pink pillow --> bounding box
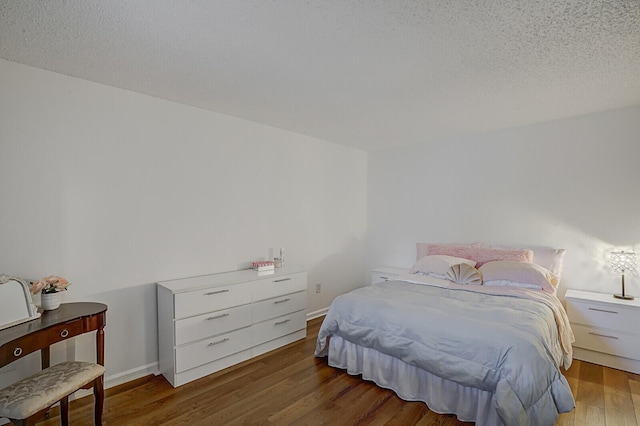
[425,244,533,267]
[479,261,558,293]
[417,242,481,261]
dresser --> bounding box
[565,289,640,374]
[157,268,307,387]
[371,266,408,285]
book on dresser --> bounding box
[252,261,275,272]
[157,267,307,387]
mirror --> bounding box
[0,274,40,330]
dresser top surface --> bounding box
[565,289,640,308]
[157,267,305,294]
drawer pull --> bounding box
[60,329,69,338]
[274,298,291,304]
[588,332,618,340]
[206,313,229,321]
[205,289,229,295]
[275,319,291,326]
[274,278,291,283]
[208,338,230,346]
[13,347,23,357]
[588,307,618,314]
[379,276,389,280]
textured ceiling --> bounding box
[1,1,639,151]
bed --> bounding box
[314,243,575,426]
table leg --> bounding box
[96,327,104,366]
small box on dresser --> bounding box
[565,289,640,374]
[158,268,307,387]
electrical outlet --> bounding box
[315,283,321,293]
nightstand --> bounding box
[371,267,409,285]
[565,289,640,374]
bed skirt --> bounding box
[328,335,503,425]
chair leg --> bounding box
[60,394,69,426]
[93,375,104,425]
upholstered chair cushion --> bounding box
[0,361,105,419]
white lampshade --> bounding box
[610,251,637,274]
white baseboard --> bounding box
[306,307,328,321]
[105,361,159,389]
[73,361,159,400]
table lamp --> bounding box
[610,251,636,300]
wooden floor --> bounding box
[35,317,640,426]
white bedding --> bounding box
[329,335,501,424]
[315,275,576,425]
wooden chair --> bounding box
[0,361,104,426]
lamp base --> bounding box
[614,293,634,300]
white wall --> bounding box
[367,106,640,298]
[3,55,639,392]
[0,59,367,386]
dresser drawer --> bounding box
[0,336,43,363]
[175,326,253,373]
[174,282,252,319]
[252,291,306,324]
[0,320,84,363]
[566,299,635,334]
[253,310,306,346]
[252,273,306,302]
[47,321,85,345]
[175,304,252,346]
[572,324,640,360]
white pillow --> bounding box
[479,261,558,293]
[410,255,477,278]
[481,244,565,279]
[531,247,565,278]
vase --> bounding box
[41,292,61,311]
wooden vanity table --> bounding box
[0,302,107,370]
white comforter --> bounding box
[315,275,576,425]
